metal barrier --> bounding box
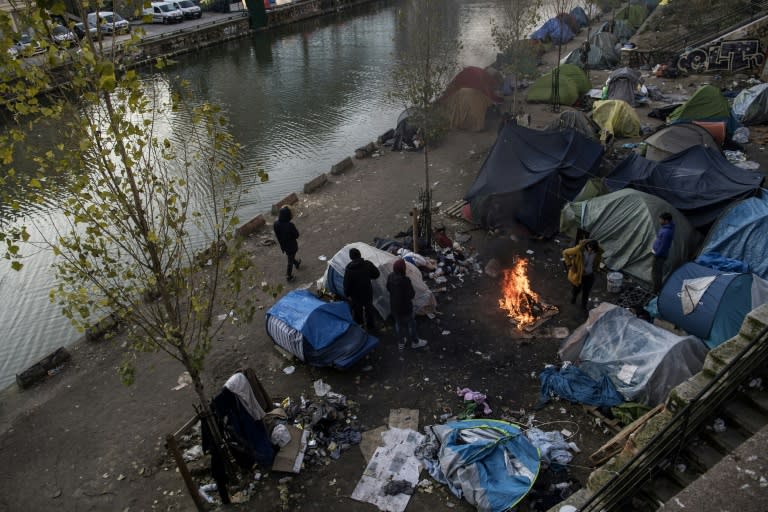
[579,324,768,511]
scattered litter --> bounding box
[749,377,762,388]
[675,463,687,473]
[526,249,535,255]
[198,483,217,504]
[318,255,327,261]
[313,379,332,397]
[442,330,451,336]
[172,372,193,391]
[183,445,203,462]
[283,366,296,375]
[712,418,727,433]
[382,480,415,496]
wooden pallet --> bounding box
[442,200,468,219]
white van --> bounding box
[172,0,202,19]
[143,2,184,24]
[87,11,131,34]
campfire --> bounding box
[498,258,558,331]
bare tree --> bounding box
[549,0,577,112]
[390,0,461,247]
[490,0,543,115]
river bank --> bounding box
[2,5,768,512]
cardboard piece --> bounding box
[388,408,419,431]
[360,425,388,464]
[271,425,308,474]
[351,427,425,512]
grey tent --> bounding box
[606,67,642,106]
[560,304,707,406]
[588,31,620,69]
[643,124,717,161]
[545,110,599,140]
[732,83,768,126]
[560,189,700,284]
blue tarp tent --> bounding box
[605,146,763,228]
[465,123,604,236]
[657,263,768,349]
[570,6,589,27]
[265,289,378,369]
[531,17,575,44]
[421,419,540,512]
[700,195,768,279]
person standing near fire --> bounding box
[344,247,380,332]
[562,239,603,311]
[387,258,428,352]
[651,212,675,294]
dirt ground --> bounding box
[3,16,768,512]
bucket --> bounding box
[692,121,726,146]
[607,272,623,293]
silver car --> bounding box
[87,11,131,35]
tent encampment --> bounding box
[560,189,699,283]
[605,146,763,227]
[606,67,642,106]
[570,6,589,27]
[391,107,423,150]
[732,83,768,126]
[440,88,494,131]
[527,64,591,106]
[545,110,599,140]
[615,3,649,30]
[420,419,540,512]
[643,123,718,161]
[531,17,575,44]
[591,99,641,141]
[699,195,768,279]
[320,242,437,319]
[465,123,604,236]
[265,289,379,369]
[559,304,707,405]
[442,66,502,103]
[667,85,737,135]
[657,262,768,349]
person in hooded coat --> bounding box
[343,247,380,331]
[386,258,428,351]
[651,212,675,294]
[273,206,301,282]
[562,239,603,311]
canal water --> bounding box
[0,0,509,389]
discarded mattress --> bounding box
[265,289,378,369]
[320,242,437,319]
[559,304,708,406]
[419,419,540,512]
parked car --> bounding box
[73,21,98,40]
[87,11,131,35]
[9,34,45,58]
[172,0,203,19]
[50,25,76,44]
[144,2,184,24]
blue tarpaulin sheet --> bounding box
[536,365,624,408]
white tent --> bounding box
[319,242,437,319]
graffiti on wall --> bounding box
[678,39,765,73]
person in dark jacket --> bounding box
[651,212,675,294]
[343,247,380,331]
[273,206,301,282]
[387,258,428,351]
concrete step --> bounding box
[720,394,768,434]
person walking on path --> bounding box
[344,247,380,331]
[563,239,603,311]
[273,206,301,282]
[651,212,675,294]
[387,258,428,351]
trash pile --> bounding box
[176,383,362,506]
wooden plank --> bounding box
[589,404,665,466]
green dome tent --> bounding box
[526,64,590,106]
[667,85,734,132]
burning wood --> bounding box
[498,258,558,331]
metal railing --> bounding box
[579,323,768,511]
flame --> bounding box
[498,258,541,328]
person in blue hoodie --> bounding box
[273,206,301,282]
[651,212,675,294]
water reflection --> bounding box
[0,0,504,388]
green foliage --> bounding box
[0,1,258,406]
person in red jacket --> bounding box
[386,258,428,351]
